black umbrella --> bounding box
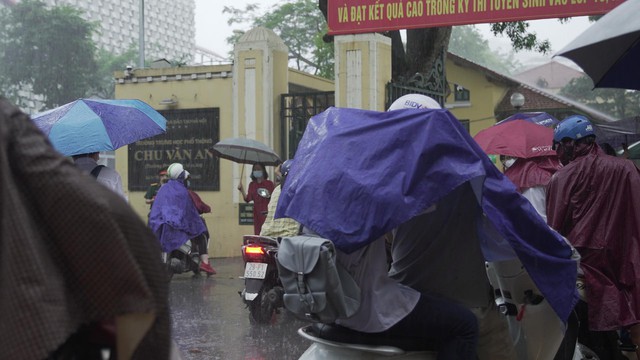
[212,137,281,166]
[593,116,640,149]
[555,0,640,90]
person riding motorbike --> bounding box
[547,115,640,360]
[184,170,216,275]
[148,162,215,275]
[301,227,480,360]
[260,159,300,237]
[275,100,581,359]
[387,94,517,360]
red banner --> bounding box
[327,0,625,35]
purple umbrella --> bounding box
[496,112,559,128]
[31,99,167,156]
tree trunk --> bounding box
[404,27,452,78]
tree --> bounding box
[223,0,334,78]
[560,76,640,119]
[449,26,521,75]
[90,46,138,100]
[0,0,98,109]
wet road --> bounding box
[169,257,311,360]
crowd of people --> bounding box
[3,89,640,360]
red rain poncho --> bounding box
[547,143,640,331]
[504,156,561,192]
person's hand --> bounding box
[237,182,244,192]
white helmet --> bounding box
[167,162,189,180]
[387,94,441,111]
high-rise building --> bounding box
[2,0,198,114]
[41,0,196,62]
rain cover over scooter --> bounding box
[149,178,207,252]
[275,107,579,322]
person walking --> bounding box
[547,115,640,360]
[72,152,126,200]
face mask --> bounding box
[253,170,263,179]
[184,179,191,188]
[503,158,515,169]
[275,174,283,183]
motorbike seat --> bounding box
[307,323,438,352]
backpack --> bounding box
[90,165,105,179]
[276,235,361,323]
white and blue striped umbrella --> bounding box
[31,99,167,156]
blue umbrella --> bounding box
[495,112,559,128]
[31,99,167,156]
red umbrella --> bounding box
[474,120,555,158]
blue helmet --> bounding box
[553,115,595,144]
[281,159,294,177]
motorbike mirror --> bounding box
[257,188,271,198]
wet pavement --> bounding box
[169,257,311,360]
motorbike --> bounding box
[239,234,284,324]
[294,258,599,360]
[162,233,209,281]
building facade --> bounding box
[41,0,196,62]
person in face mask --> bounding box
[500,155,516,172]
[500,152,561,223]
[237,162,275,235]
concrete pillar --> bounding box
[232,27,289,201]
[334,34,392,111]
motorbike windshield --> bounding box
[275,106,578,322]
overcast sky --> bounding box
[194,0,594,69]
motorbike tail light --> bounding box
[245,245,265,255]
[242,245,267,262]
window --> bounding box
[454,84,470,102]
[459,119,470,133]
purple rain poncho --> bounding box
[275,106,579,322]
[149,179,206,252]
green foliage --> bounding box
[449,25,521,75]
[560,75,640,119]
[90,46,138,99]
[489,21,551,54]
[0,0,99,109]
[223,0,334,79]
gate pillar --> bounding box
[232,27,289,200]
[334,34,392,111]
